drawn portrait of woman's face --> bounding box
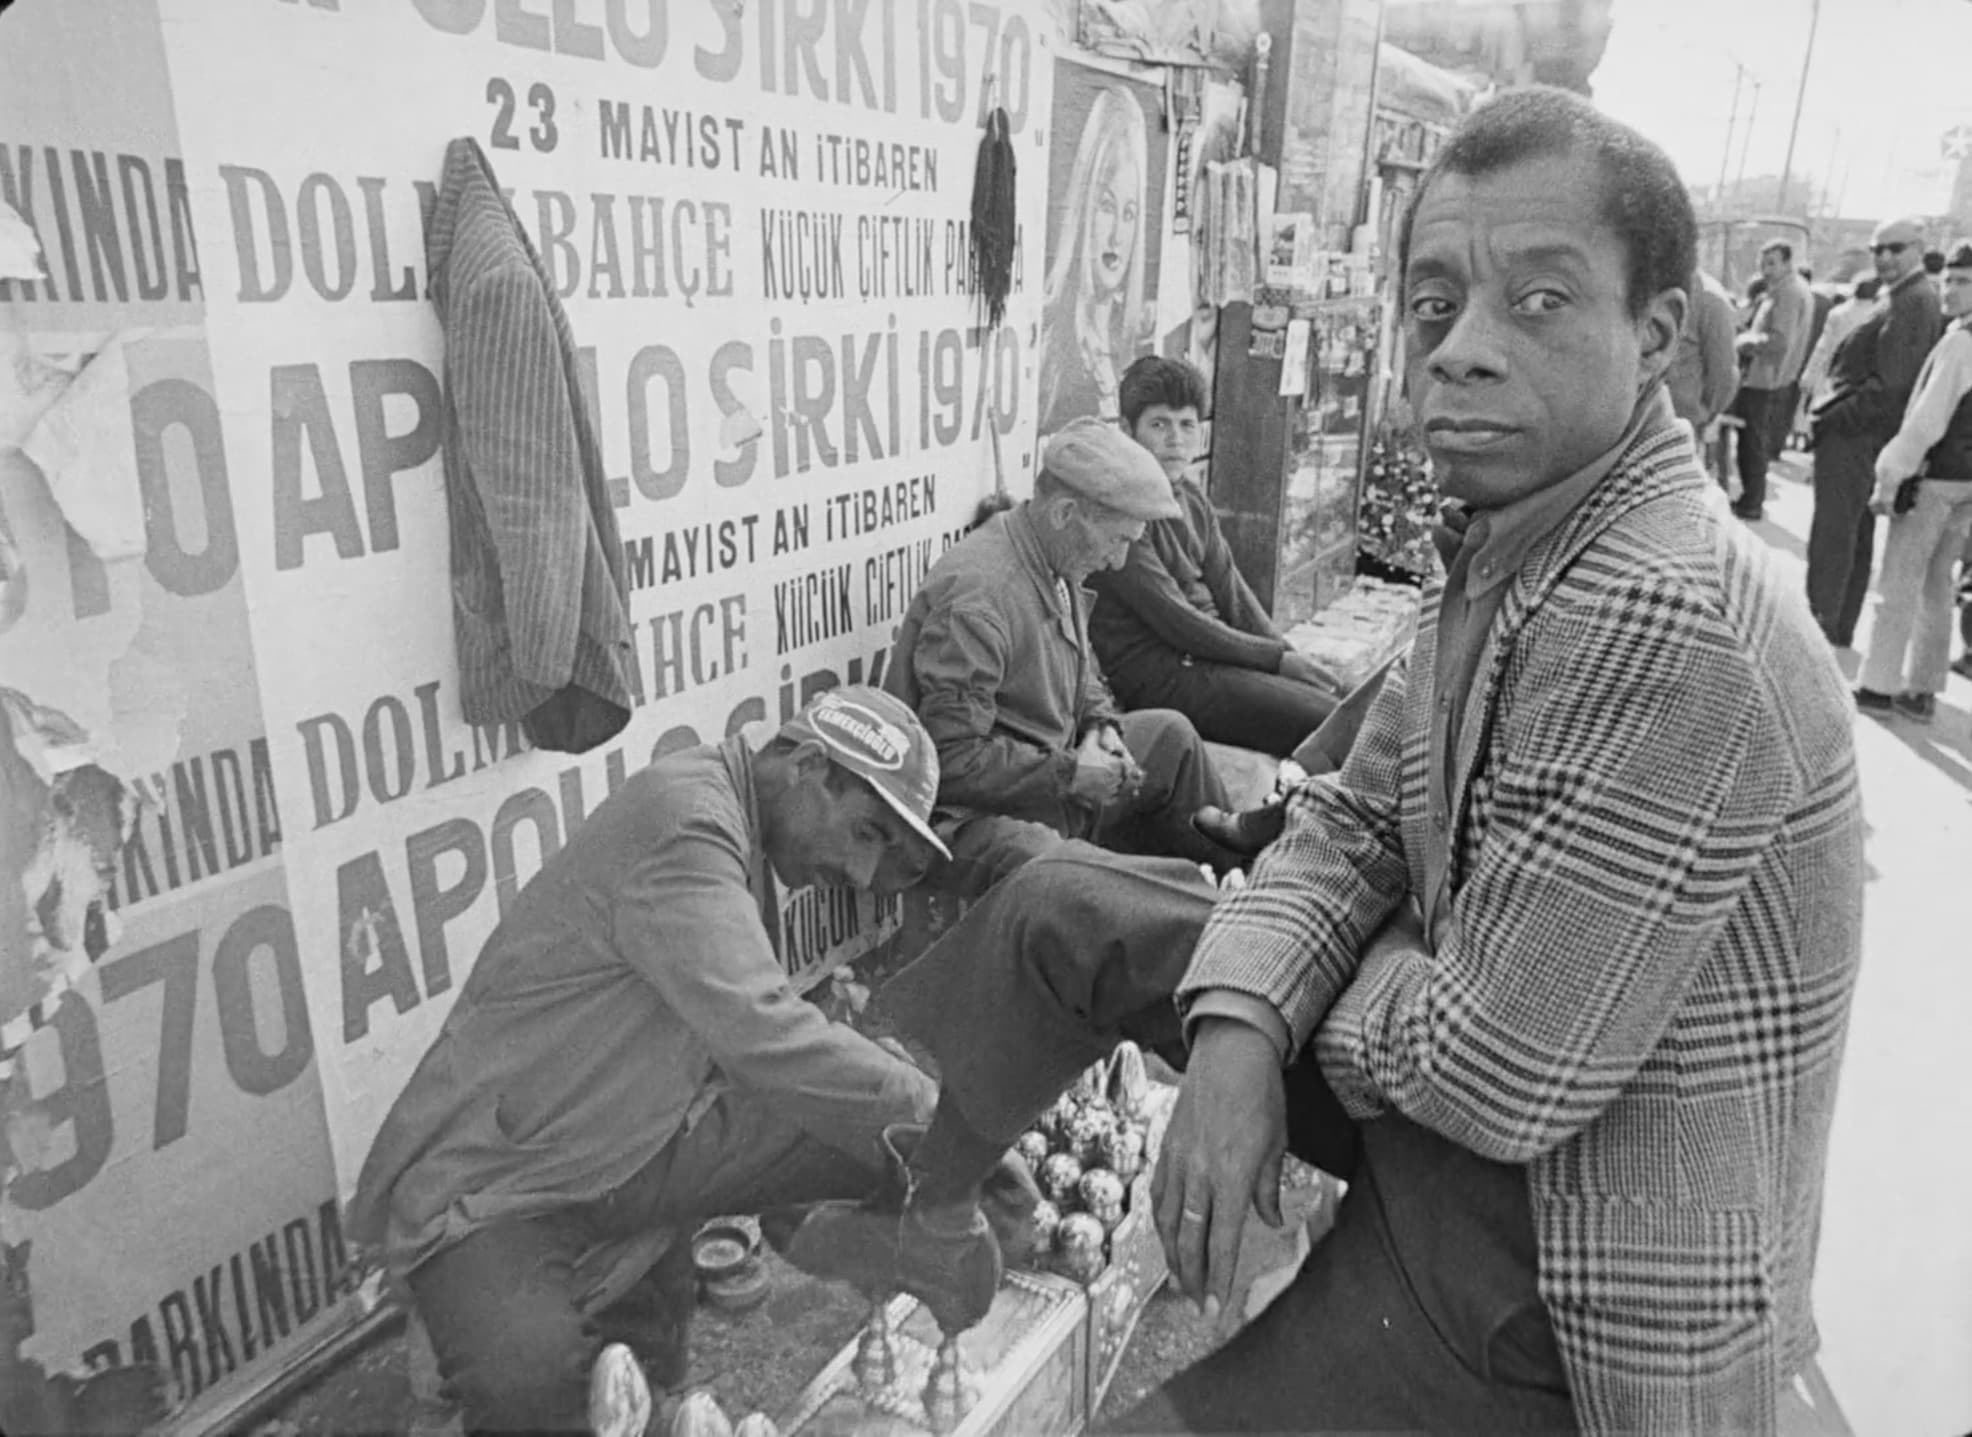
[1089,142,1140,298]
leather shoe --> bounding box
[773,1122,1024,1333]
[898,1201,1001,1333]
[1191,801,1287,858]
[878,1124,1042,1266]
[773,1198,901,1298]
[772,1194,1003,1334]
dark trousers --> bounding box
[1777,382,1802,450]
[1107,652,1335,759]
[1732,385,1783,512]
[406,1091,883,1435]
[1807,431,1881,646]
[926,709,1233,901]
[879,848,1576,1432]
[1112,1145,1574,1436]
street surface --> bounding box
[1754,456,1972,1437]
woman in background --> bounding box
[1036,85,1150,434]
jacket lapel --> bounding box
[1402,578,1446,895]
[1443,421,1705,843]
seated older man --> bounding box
[884,417,1234,897]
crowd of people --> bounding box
[335,82,1957,1437]
[1676,219,1972,728]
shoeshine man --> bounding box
[346,688,1035,1437]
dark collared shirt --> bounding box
[1422,389,1676,937]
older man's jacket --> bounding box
[885,506,1119,830]
[1184,423,1863,1433]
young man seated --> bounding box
[1086,356,1339,757]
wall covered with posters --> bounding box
[0,0,1052,1427]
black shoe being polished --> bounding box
[771,1122,1020,1333]
[897,1201,1002,1334]
[1854,687,1896,714]
[1190,801,1287,859]
[1893,691,1936,723]
[772,1193,1002,1333]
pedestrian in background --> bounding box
[1855,242,1972,725]
[1957,531,1972,677]
[1790,269,1834,450]
[1801,277,1881,405]
[1729,241,1814,520]
[1807,218,1942,648]
[1666,266,1740,480]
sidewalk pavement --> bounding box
[1746,455,1972,1437]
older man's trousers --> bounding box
[926,708,1233,901]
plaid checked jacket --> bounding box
[1181,422,1864,1433]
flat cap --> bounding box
[1040,417,1181,521]
[1947,241,1972,271]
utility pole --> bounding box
[1776,0,1823,216]
[1716,61,1748,214]
[1733,79,1763,208]
[1819,125,1842,219]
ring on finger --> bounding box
[1181,1206,1206,1224]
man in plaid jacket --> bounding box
[1147,90,1864,1432]
[787,89,1862,1433]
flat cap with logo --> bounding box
[1041,416,1182,521]
[781,686,951,860]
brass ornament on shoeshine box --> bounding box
[779,1275,1088,1437]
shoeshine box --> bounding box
[777,1272,1089,1437]
[779,1086,1178,1435]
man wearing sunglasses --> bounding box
[1807,218,1942,647]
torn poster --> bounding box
[0,687,135,1051]
[0,331,74,454]
[20,332,150,563]
[0,198,41,282]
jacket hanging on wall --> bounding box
[427,137,635,755]
[969,105,1017,331]
[970,103,1018,527]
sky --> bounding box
[1590,0,1972,222]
